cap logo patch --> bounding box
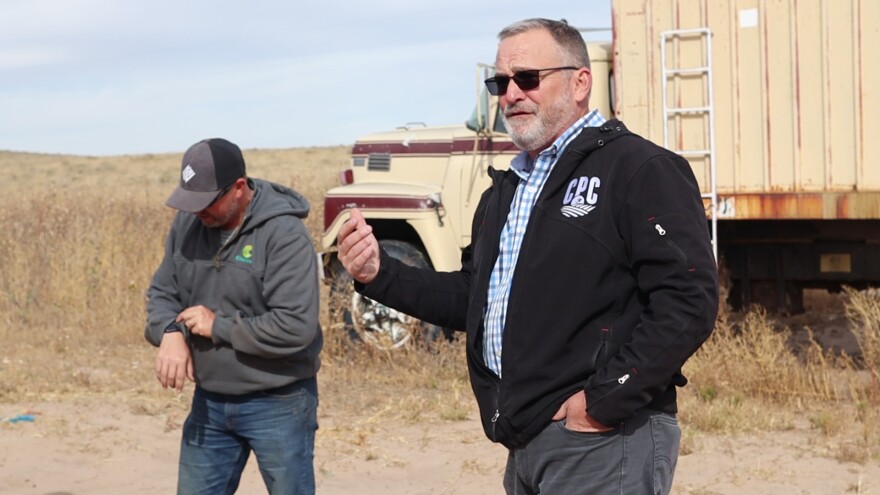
[182,164,196,183]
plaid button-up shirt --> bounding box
[482,110,606,376]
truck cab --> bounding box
[322,0,880,346]
[320,44,613,347]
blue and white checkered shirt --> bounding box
[483,110,606,377]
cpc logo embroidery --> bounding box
[561,176,601,218]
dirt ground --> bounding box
[3,148,877,493]
[1,393,878,495]
[2,291,878,494]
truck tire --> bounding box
[328,240,453,350]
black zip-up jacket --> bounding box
[359,120,719,449]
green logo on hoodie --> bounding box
[235,245,254,264]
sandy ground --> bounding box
[1,395,878,495]
[2,288,876,494]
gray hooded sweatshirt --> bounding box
[145,179,322,394]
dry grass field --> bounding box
[1,147,879,494]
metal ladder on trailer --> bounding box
[660,28,718,262]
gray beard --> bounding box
[501,94,577,152]
[502,114,546,151]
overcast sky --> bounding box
[0,1,611,156]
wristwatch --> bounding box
[164,322,183,334]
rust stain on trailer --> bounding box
[714,192,880,219]
[836,195,850,218]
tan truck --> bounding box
[321,0,880,347]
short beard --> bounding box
[501,85,578,152]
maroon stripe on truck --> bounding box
[352,138,519,155]
[323,195,438,231]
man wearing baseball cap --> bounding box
[145,138,323,494]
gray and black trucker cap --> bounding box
[165,138,246,212]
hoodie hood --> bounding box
[566,119,632,157]
[242,179,310,232]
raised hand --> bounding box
[337,208,381,284]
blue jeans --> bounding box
[503,408,681,495]
[177,377,318,495]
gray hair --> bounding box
[498,18,590,70]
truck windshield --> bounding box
[465,65,507,134]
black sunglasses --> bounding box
[205,182,235,209]
[484,66,580,96]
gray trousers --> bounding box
[503,409,680,495]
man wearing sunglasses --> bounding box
[338,18,718,494]
[145,138,322,494]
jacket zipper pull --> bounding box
[214,255,221,271]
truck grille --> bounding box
[367,153,391,171]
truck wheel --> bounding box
[329,240,453,350]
